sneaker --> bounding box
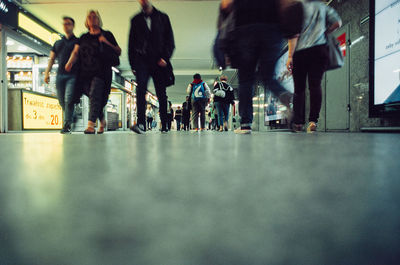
[131,124,146,134]
[60,124,72,134]
[161,128,169,134]
[234,126,252,134]
[307,122,317,133]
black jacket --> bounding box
[128,7,175,70]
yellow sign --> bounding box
[18,13,61,45]
[22,92,63,130]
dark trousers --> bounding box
[147,117,153,130]
[192,99,207,129]
[136,65,167,130]
[82,77,107,123]
[182,115,190,131]
[235,24,287,127]
[292,45,329,124]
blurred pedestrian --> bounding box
[129,0,175,134]
[287,0,342,133]
[65,10,121,134]
[187,73,211,132]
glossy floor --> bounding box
[0,131,399,265]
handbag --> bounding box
[325,33,344,71]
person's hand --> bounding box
[44,73,50,84]
[98,34,108,44]
[65,62,72,72]
[158,58,167,68]
[286,57,293,74]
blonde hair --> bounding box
[85,10,103,29]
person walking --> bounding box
[129,0,175,134]
[174,106,183,131]
[182,96,191,131]
[65,10,121,134]
[187,73,211,132]
[221,0,294,134]
[213,75,235,132]
[44,16,79,134]
[287,0,342,133]
[146,105,154,130]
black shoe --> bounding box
[131,124,146,134]
[60,125,72,134]
[161,127,168,134]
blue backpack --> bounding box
[191,82,207,102]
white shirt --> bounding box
[145,16,151,31]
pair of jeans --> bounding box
[191,99,207,129]
[234,24,288,127]
[214,102,230,127]
[135,64,168,131]
[81,77,107,123]
[292,45,329,124]
[56,74,76,126]
[176,119,181,131]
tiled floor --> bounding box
[0,131,399,265]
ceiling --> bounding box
[17,0,231,104]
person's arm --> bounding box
[326,21,342,34]
[286,37,298,73]
[65,44,80,72]
[204,83,212,101]
[187,84,192,95]
[99,32,121,56]
[326,6,342,34]
[44,51,56,84]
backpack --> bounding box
[191,82,207,102]
[214,82,228,98]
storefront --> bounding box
[1,1,62,132]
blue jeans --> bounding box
[234,24,288,127]
[56,74,76,126]
[214,102,230,126]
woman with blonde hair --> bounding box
[65,10,121,134]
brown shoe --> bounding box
[84,121,96,134]
[97,119,107,134]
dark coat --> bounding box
[128,7,175,70]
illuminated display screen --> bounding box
[372,0,400,107]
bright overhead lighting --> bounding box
[6,40,15,46]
